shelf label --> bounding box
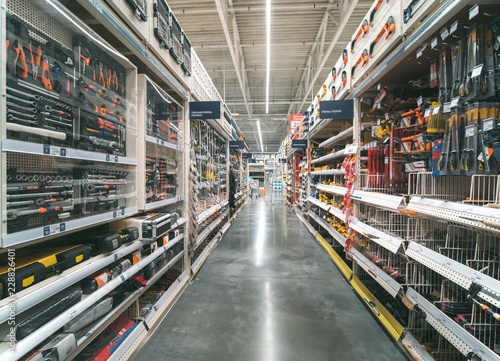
[450,97,460,108]
[443,102,451,113]
[417,134,424,144]
[377,83,381,91]
[469,4,479,20]
[465,125,475,137]
[377,119,381,125]
[417,96,423,107]
[157,138,165,146]
[120,275,126,282]
[440,27,449,41]
[424,109,431,118]
[43,145,67,157]
[385,113,389,121]
[450,21,458,35]
[471,64,483,78]
[432,106,441,115]
[113,211,117,218]
[384,157,389,164]
[345,143,358,154]
[431,37,438,49]
[43,222,65,237]
[483,118,494,132]
[416,43,426,59]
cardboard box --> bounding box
[259,187,265,196]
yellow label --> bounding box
[39,255,58,268]
[75,255,83,263]
[23,276,35,288]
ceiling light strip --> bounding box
[265,0,271,114]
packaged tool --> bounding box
[153,0,172,49]
[181,33,191,76]
[123,213,172,241]
[9,287,82,341]
[0,245,91,298]
[170,16,183,64]
[460,102,479,175]
[64,297,114,333]
[22,332,77,361]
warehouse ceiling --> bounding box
[168,0,373,152]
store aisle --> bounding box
[136,197,407,361]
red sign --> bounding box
[290,114,304,134]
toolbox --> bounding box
[124,213,172,241]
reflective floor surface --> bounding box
[136,196,408,361]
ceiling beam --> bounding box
[296,0,359,113]
[214,0,252,117]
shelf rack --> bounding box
[318,127,354,148]
[310,169,346,176]
[310,149,346,165]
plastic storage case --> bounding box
[1,0,138,247]
[137,75,184,211]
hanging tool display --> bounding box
[369,0,388,25]
[369,16,396,57]
[351,19,369,53]
[125,0,148,21]
[351,49,369,77]
[170,16,183,64]
[153,0,172,49]
[145,156,178,204]
[145,81,181,144]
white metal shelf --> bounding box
[0,234,183,361]
[144,196,185,211]
[196,200,228,224]
[2,206,139,247]
[348,218,404,254]
[407,196,500,234]
[405,288,500,361]
[307,209,346,247]
[191,222,228,275]
[107,322,147,361]
[2,139,138,166]
[0,240,144,324]
[307,197,331,213]
[143,271,188,327]
[145,135,184,152]
[140,250,185,296]
[316,184,347,196]
[193,212,227,250]
[310,169,346,176]
[350,248,402,298]
[406,241,500,308]
[318,127,354,148]
[310,149,346,165]
[402,332,435,361]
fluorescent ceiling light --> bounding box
[265,0,270,114]
[256,120,264,152]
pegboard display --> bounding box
[5,0,137,157]
[106,0,151,41]
[5,152,136,242]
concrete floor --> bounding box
[136,195,408,361]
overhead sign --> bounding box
[229,141,245,149]
[291,139,307,148]
[278,158,286,164]
[290,114,304,134]
[242,153,252,159]
[189,101,221,120]
[319,100,354,119]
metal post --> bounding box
[183,99,192,280]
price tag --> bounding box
[483,118,494,132]
[431,37,438,49]
[377,83,381,91]
[443,102,451,113]
[471,64,483,78]
[385,113,389,121]
[377,119,381,125]
[361,112,364,118]
[424,109,431,118]
[416,48,424,59]
[384,157,389,164]
[469,4,479,20]
[450,21,458,35]
[345,143,358,154]
[450,97,460,108]
[440,27,449,41]
[465,125,475,137]
[377,103,381,109]
[432,106,441,115]
[417,134,424,144]
[120,275,126,282]
[121,209,125,216]
[113,211,117,218]
[417,96,423,107]
[69,309,78,321]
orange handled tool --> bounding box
[41,55,52,90]
[351,19,369,52]
[369,16,395,57]
[369,0,389,25]
[351,49,369,76]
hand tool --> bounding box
[7,94,37,107]
[13,40,28,78]
[7,182,72,191]
[468,283,500,322]
[7,115,38,125]
[45,104,71,118]
[369,16,395,57]
[369,0,386,25]
[45,118,72,128]
[41,55,52,90]
[7,203,70,220]
[7,108,37,119]
[29,41,41,80]
[352,49,369,76]
[438,114,451,171]
[80,46,91,77]
[7,86,40,100]
[331,67,337,82]
[6,101,36,113]
[351,19,369,52]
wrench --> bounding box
[7,115,38,125]
[6,94,37,107]
[46,118,72,128]
[45,105,71,117]
[6,101,37,113]
[7,109,38,119]
[7,86,40,100]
